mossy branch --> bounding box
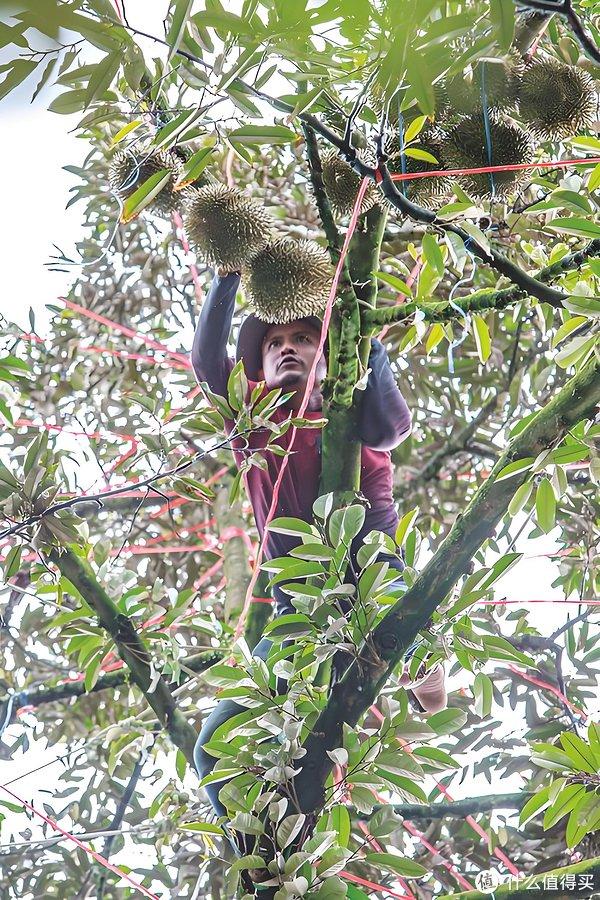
[387,792,528,819]
[293,351,600,811]
[364,239,600,328]
[50,547,199,765]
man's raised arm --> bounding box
[191,271,240,396]
[358,338,412,452]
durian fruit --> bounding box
[320,149,379,217]
[518,59,597,139]
[108,149,183,217]
[445,54,524,115]
[386,126,452,208]
[244,238,333,323]
[443,113,534,198]
[184,184,275,271]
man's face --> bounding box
[259,320,327,393]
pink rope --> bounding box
[0,785,159,899]
[62,299,190,367]
[231,177,372,643]
[389,155,600,182]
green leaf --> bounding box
[489,0,515,49]
[175,145,215,187]
[563,296,600,319]
[405,53,435,116]
[555,334,596,369]
[166,0,195,63]
[508,481,533,517]
[268,517,318,538]
[230,812,264,835]
[111,120,143,145]
[363,852,427,879]
[427,708,467,734]
[120,169,171,223]
[404,114,428,143]
[276,813,305,849]
[176,748,187,781]
[48,88,88,115]
[263,613,316,638]
[552,315,588,349]
[179,820,225,835]
[546,217,600,239]
[559,733,599,774]
[329,804,351,848]
[473,314,491,364]
[535,477,556,533]
[543,783,587,829]
[84,49,120,108]
[495,457,535,481]
[588,162,600,193]
[375,270,412,296]
[0,59,38,102]
[228,854,266,874]
[519,784,551,826]
[3,544,22,579]
[426,323,445,354]
[473,672,493,718]
[422,234,445,277]
[395,507,418,548]
[227,125,297,145]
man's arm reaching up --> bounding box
[191,272,240,395]
[358,338,412,452]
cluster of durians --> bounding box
[323,56,597,211]
[108,147,332,325]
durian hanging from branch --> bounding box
[518,59,597,140]
[244,238,333,323]
[444,54,524,115]
[442,113,534,198]
[386,126,452,208]
[320,149,380,218]
[184,184,275,272]
[109,149,184,219]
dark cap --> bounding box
[235,314,324,382]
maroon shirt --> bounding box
[191,273,411,560]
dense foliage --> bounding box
[0,1,600,898]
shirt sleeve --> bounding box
[358,338,412,451]
[190,272,240,396]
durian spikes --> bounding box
[108,149,183,217]
[184,184,275,271]
[244,238,333,324]
[518,59,597,140]
[443,114,534,198]
[386,127,452,208]
[320,149,379,217]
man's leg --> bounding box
[194,636,274,819]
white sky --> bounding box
[1,4,598,894]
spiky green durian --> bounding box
[108,149,183,217]
[518,59,597,139]
[320,149,379,217]
[386,127,452,208]
[445,54,524,115]
[244,238,333,323]
[184,184,275,271]
[443,113,533,197]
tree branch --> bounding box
[294,351,600,811]
[50,548,199,765]
[517,0,600,64]
[440,854,600,899]
[2,649,222,728]
[365,238,600,328]
[385,792,528,819]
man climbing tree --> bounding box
[1,2,600,899]
[191,269,448,821]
